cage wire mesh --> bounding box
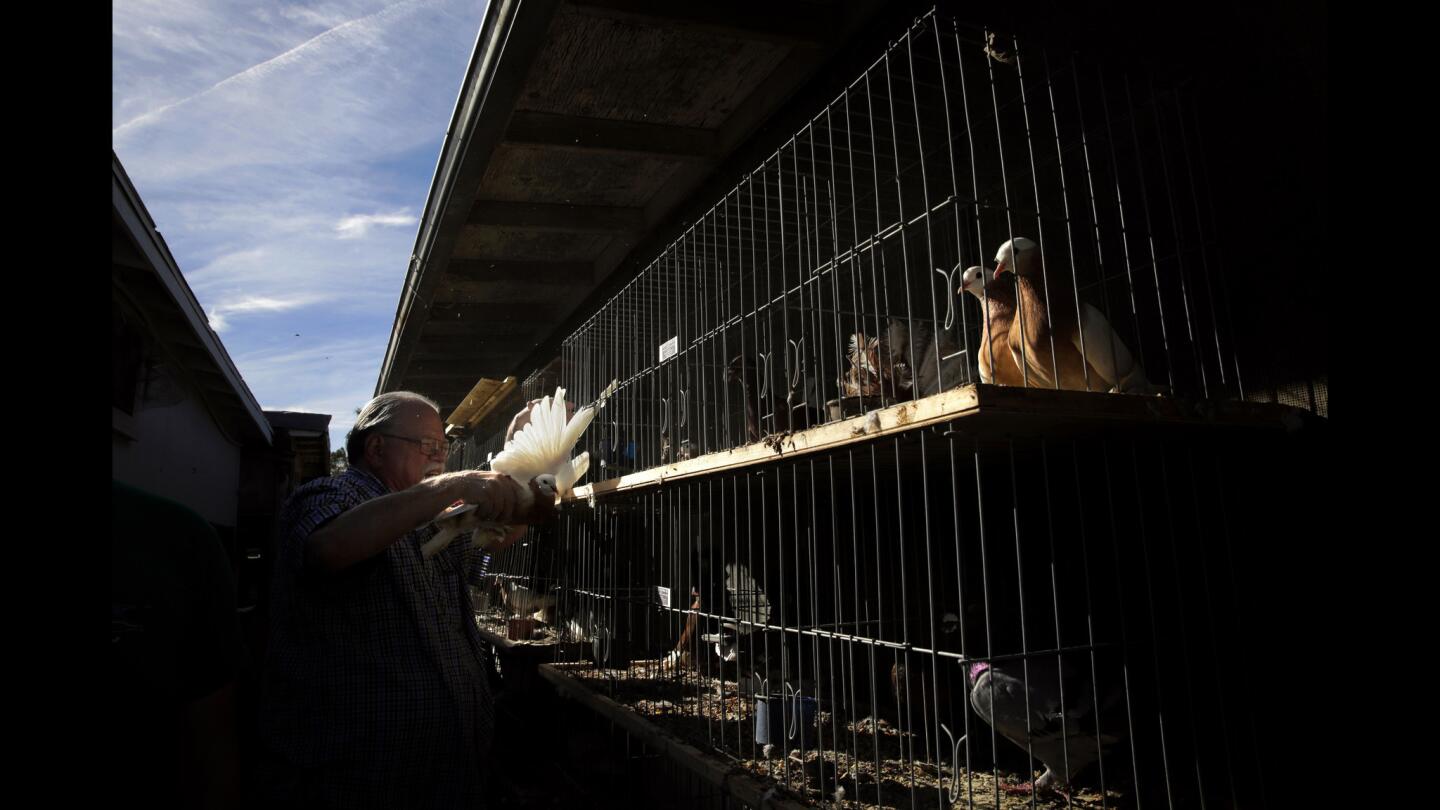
[543,11,1259,484]
[469,10,1307,809]
[534,429,1280,809]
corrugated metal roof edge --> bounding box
[112,151,273,446]
[376,0,535,397]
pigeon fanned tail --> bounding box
[559,402,597,455]
[486,383,593,492]
[569,451,589,485]
[492,389,575,481]
[430,386,599,558]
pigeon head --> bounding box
[533,473,558,499]
[958,265,989,298]
[993,236,1039,280]
[725,354,756,384]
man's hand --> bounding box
[438,470,528,523]
[307,471,527,574]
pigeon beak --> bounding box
[993,264,1005,280]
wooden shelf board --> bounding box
[565,384,1304,501]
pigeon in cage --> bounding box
[842,333,878,396]
[840,333,901,398]
[564,612,590,642]
[993,237,1162,395]
[966,655,1125,795]
[726,354,818,442]
[664,588,703,670]
[697,562,775,671]
[500,581,557,622]
[701,623,742,664]
[724,562,772,636]
[883,317,972,398]
[959,266,1027,386]
[726,354,766,442]
[421,382,616,559]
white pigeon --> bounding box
[993,237,1161,395]
[421,382,616,559]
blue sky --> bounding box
[113,0,485,452]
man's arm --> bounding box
[305,471,524,574]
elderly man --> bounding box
[258,391,530,809]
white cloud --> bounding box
[208,293,321,332]
[113,0,481,452]
[335,211,417,239]
[112,0,408,138]
[112,0,461,185]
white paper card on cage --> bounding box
[656,586,672,608]
[658,336,678,363]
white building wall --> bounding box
[112,387,242,528]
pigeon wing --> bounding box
[492,389,568,481]
[493,386,602,490]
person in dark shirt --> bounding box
[257,391,528,809]
[111,480,243,810]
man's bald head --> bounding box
[345,392,442,462]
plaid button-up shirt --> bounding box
[259,467,494,808]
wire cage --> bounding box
[472,8,1321,808]
[535,424,1300,809]
[547,10,1260,483]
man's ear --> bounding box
[363,432,386,466]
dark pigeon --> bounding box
[967,654,1125,793]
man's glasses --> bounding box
[381,434,447,458]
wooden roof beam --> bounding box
[418,334,541,352]
[446,258,594,285]
[505,110,718,161]
[564,0,826,47]
[412,347,540,366]
[419,321,543,338]
[424,301,558,324]
[404,358,513,379]
[468,200,644,234]
[432,278,584,305]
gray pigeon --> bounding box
[967,655,1124,793]
[883,318,974,398]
